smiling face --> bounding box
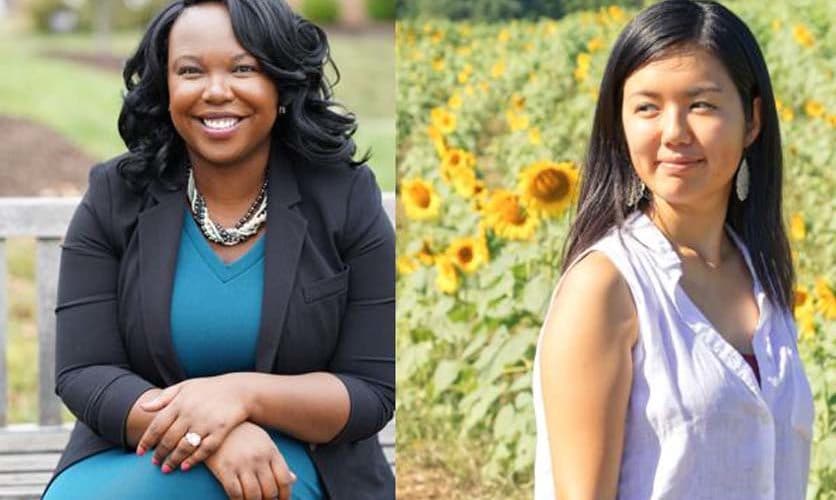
[621,47,760,209]
[167,2,278,167]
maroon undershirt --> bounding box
[741,353,761,386]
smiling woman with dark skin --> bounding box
[42,1,394,499]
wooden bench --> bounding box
[0,194,396,499]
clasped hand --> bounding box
[136,374,249,472]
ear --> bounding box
[745,96,762,148]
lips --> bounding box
[195,115,246,139]
[657,157,703,172]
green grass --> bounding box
[0,25,395,191]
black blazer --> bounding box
[47,143,395,499]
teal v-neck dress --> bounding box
[44,210,323,499]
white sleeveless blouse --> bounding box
[532,211,814,499]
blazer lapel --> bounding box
[138,177,188,385]
[254,145,307,372]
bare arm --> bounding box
[539,252,638,499]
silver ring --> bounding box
[185,432,202,447]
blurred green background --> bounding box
[395,0,835,498]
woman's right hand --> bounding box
[204,421,297,500]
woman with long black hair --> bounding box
[43,1,394,499]
[533,1,813,498]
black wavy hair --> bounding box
[562,0,793,311]
[117,0,367,191]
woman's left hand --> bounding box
[136,374,251,473]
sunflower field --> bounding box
[395,1,835,497]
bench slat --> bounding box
[0,239,7,427]
[0,484,44,500]
[0,472,53,487]
[35,240,62,427]
[0,427,71,453]
[0,454,60,473]
[0,198,79,239]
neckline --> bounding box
[624,210,769,396]
[183,209,266,283]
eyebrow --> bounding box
[172,53,254,65]
[626,85,724,100]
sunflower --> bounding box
[427,125,447,157]
[430,107,456,135]
[528,127,542,145]
[793,286,816,341]
[401,178,441,221]
[506,110,529,132]
[450,166,480,199]
[491,60,506,79]
[417,239,435,266]
[789,213,806,241]
[435,255,460,294]
[510,93,526,113]
[804,100,825,118]
[792,24,815,48]
[608,5,626,22]
[518,161,578,217]
[814,278,836,320]
[440,148,475,184]
[432,58,445,72]
[482,189,540,241]
[397,256,419,276]
[497,28,510,43]
[587,36,604,52]
[447,236,489,274]
[448,93,463,110]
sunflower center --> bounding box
[457,246,473,263]
[532,168,569,202]
[409,184,431,208]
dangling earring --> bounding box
[278,105,286,115]
[735,156,749,201]
[626,171,646,207]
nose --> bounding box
[660,106,692,146]
[202,73,234,104]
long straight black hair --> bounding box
[562,0,793,311]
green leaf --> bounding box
[523,272,553,316]
[484,332,533,382]
[463,385,503,432]
[433,359,461,396]
[493,403,516,439]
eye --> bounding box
[234,64,258,73]
[635,103,658,113]
[176,66,202,76]
[691,101,716,110]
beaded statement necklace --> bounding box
[186,165,268,246]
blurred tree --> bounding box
[367,0,395,20]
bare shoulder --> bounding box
[537,250,638,498]
[540,250,638,360]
